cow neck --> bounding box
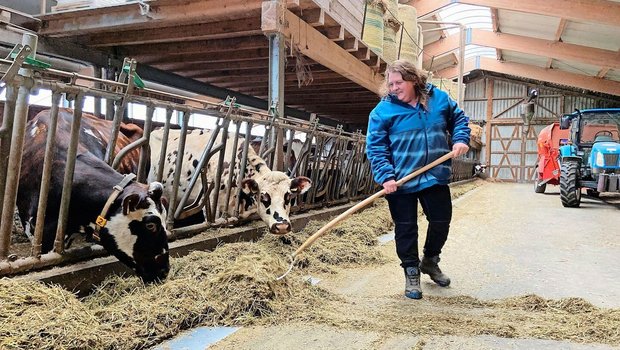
[93,173,137,242]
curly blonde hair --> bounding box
[381,59,428,109]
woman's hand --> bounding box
[452,142,470,157]
[383,179,398,194]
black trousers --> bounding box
[386,184,452,269]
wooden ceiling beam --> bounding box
[39,0,302,36]
[490,8,500,32]
[437,57,620,96]
[139,48,271,65]
[201,71,344,83]
[262,5,382,94]
[195,68,332,79]
[218,79,359,89]
[597,68,610,79]
[80,17,263,47]
[121,35,268,57]
[236,84,365,95]
[554,18,568,41]
[410,0,620,27]
[154,59,270,73]
[423,28,620,70]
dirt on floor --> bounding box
[210,181,620,350]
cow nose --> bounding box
[143,215,162,233]
[270,221,291,235]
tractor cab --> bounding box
[557,109,620,207]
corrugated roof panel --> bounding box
[552,59,601,77]
[562,21,620,51]
[501,50,549,68]
[497,9,560,40]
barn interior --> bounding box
[1,1,620,348]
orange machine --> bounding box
[535,122,570,193]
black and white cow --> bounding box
[148,128,312,234]
[17,109,170,282]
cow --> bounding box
[17,109,170,283]
[148,128,312,234]
[66,109,144,174]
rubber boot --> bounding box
[420,255,451,287]
[404,266,423,299]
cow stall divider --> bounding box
[0,47,380,277]
[1,38,475,278]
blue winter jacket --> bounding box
[366,83,470,194]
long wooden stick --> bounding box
[292,151,455,258]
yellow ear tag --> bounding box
[96,216,107,227]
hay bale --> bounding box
[382,0,400,63]
[396,4,419,64]
[363,0,385,56]
[431,77,465,101]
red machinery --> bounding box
[534,122,570,193]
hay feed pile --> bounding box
[0,180,487,349]
[0,278,109,350]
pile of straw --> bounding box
[0,197,394,350]
[9,181,617,349]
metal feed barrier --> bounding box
[0,33,381,277]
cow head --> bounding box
[100,182,170,283]
[241,173,311,235]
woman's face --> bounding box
[388,72,416,105]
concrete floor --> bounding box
[444,182,620,308]
[156,182,620,349]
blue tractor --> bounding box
[558,109,620,207]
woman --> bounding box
[366,60,470,299]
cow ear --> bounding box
[148,182,164,202]
[160,196,169,212]
[241,178,259,197]
[290,176,312,194]
[122,193,141,215]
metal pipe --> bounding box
[167,111,190,229]
[0,82,31,259]
[137,104,154,182]
[421,26,461,33]
[233,121,252,218]
[54,95,84,254]
[1,32,37,258]
[458,25,466,105]
[208,118,231,220]
[222,121,242,219]
[155,108,173,183]
[0,85,17,219]
[111,138,148,170]
[32,93,61,257]
[174,117,222,220]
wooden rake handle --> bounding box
[291,151,455,259]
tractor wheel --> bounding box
[534,178,546,193]
[560,161,581,207]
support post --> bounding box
[267,0,286,172]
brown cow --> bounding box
[17,109,169,282]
